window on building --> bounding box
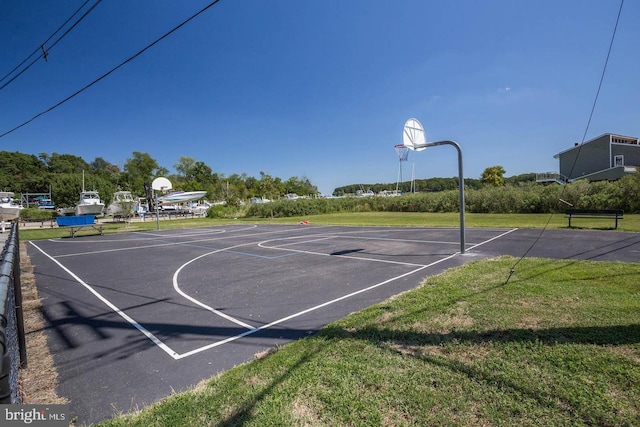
[612,136,639,145]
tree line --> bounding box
[0,150,318,209]
[4,151,637,216]
[334,170,537,195]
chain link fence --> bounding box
[0,220,27,403]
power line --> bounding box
[0,0,222,139]
[506,0,625,283]
[0,0,101,91]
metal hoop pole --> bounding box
[414,140,466,254]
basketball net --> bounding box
[395,145,409,194]
[394,144,409,162]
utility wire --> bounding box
[506,0,625,284]
[0,0,222,139]
[0,0,100,91]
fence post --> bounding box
[11,223,27,367]
[0,220,26,403]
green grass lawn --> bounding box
[261,212,640,231]
[18,212,640,241]
[98,257,640,426]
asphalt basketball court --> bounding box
[26,223,640,424]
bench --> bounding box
[21,218,56,228]
[56,215,104,237]
[565,209,624,229]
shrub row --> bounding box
[246,174,640,218]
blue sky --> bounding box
[1,0,638,195]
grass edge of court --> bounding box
[94,255,640,427]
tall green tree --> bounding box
[284,176,318,196]
[0,151,48,192]
[174,156,197,179]
[259,172,284,200]
[40,152,90,174]
[123,152,165,195]
[49,172,117,208]
[481,165,506,187]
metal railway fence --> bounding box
[0,220,27,403]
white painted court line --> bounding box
[175,256,455,359]
[175,227,522,358]
[257,235,444,267]
[262,230,468,247]
[466,228,519,251]
[46,227,230,244]
[31,226,521,361]
[172,241,262,330]
[51,225,328,258]
[29,241,181,360]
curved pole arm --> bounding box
[413,140,466,254]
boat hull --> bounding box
[0,192,23,221]
[76,203,105,216]
[0,206,22,221]
[157,191,207,203]
[106,191,135,217]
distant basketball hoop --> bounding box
[394,144,409,194]
[394,144,409,161]
[151,177,172,230]
[152,177,172,191]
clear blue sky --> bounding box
[1,1,638,195]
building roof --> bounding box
[554,133,639,159]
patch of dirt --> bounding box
[18,241,67,405]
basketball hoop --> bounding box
[395,144,409,162]
[394,144,410,195]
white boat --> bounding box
[134,198,149,217]
[106,191,135,218]
[157,191,207,204]
[75,171,105,216]
[75,190,105,216]
[0,191,23,221]
[187,200,212,216]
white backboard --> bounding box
[152,177,172,191]
[402,118,426,151]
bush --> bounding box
[242,178,638,219]
[20,208,55,221]
[206,204,246,219]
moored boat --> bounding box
[75,190,105,216]
[157,191,207,204]
[106,191,135,217]
[0,191,23,221]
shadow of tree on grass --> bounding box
[319,323,640,347]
